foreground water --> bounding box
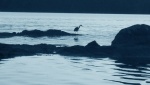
[0,12,150,85]
[0,55,150,85]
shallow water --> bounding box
[0,55,150,85]
[0,12,150,85]
[1,12,150,46]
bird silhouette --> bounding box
[74,25,82,33]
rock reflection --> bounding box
[0,54,150,85]
[108,63,150,85]
[104,79,141,85]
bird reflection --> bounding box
[74,36,79,42]
[73,25,82,42]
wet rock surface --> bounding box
[0,43,56,59]
[58,24,150,63]
[0,29,78,38]
[112,24,150,47]
[57,41,114,57]
[1,24,150,64]
[111,24,150,61]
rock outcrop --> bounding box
[0,43,56,59]
[0,29,78,38]
[1,24,150,64]
[59,24,150,62]
[58,41,113,57]
[111,24,150,62]
[85,40,100,48]
[112,24,150,47]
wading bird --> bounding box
[74,25,82,33]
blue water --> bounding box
[0,12,150,85]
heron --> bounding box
[74,25,83,33]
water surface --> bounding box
[0,12,150,85]
[0,55,150,85]
[1,12,150,46]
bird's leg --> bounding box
[75,31,77,34]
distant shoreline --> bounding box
[0,11,150,15]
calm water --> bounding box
[0,12,150,85]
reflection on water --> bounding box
[0,55,149,85]
[1,12,150,46]
[74,36,79,42]
[0,12,150,85]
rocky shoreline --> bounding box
[0,29,78,38]
[1,24,150,64]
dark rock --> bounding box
[85,40,100,48]
[85,41,113,56]
[84,41,101,55]
[85,40,102,56]
[112,24,150,47]
[2,24,150,64]
[57,45,86,56]
[0,43,56,59]
[111,24,150,62]
[0,29,78,38]
[0,32,16,38]
[58,41,113,57]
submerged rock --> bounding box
[0,29,78,38]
